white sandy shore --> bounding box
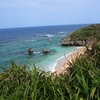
[51,46,86,75]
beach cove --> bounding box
[0,24,88,72]
[53,46,86,74]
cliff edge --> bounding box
[61,24,100,47]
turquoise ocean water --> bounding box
[0,24,89,72]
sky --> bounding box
[0,0,100,28]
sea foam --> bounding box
[44,34,54,37]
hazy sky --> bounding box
[0,0,100,28]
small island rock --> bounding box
[28,48,33,55]
[42,49,50,54]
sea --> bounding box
[0,24,89,72]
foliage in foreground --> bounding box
[0,43,100,100]
[0,63,66,100]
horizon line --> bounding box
[0,23,99,30]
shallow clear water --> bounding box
[0,24,89,72]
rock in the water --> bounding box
[49,39,52,43]
[28,48,33,55]
[42,49,50,53]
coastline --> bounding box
[51,46,86,75]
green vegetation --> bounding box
[70,24,100,41]
[68,42,100,100]
[0,24,100,100]
[61,24,100,46]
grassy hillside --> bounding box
[70,24,100,41]
[61,24,100,46]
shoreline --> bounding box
[50,46,86,74]
[49,51,76,72]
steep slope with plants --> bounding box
[61,24,100,46]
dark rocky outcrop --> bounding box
[61,36,86,46]
[42,49,50,54]
[28,48,33,55]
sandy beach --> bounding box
[53,46,86,75]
